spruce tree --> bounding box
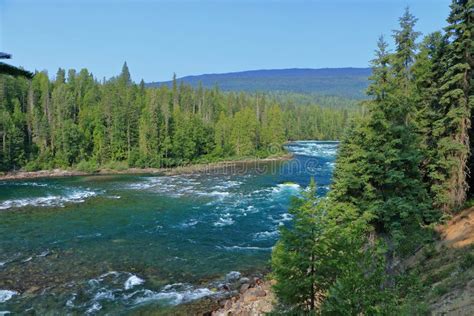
[331,12,438,249]
[437,0,473,208]
[392,7,421,88]
[271,179,327,311]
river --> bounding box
[0,141,338,314]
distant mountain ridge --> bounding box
[147,67,372,99]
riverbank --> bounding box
[211,278,275,315]
[0,154,293,181]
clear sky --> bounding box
[1,0,451,82]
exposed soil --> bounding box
[437,207,474,248]
[403,207,474,316]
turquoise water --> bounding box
[0,141,338,314]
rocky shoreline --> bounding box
[0,154,293,181]
[211,277,275,316]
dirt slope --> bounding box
[406,207,474,315]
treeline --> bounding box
[267,91,361,109]
[0,66,351,172]
[272,1,472,314]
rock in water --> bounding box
[225,271,241,283]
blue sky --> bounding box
[1,0,451,82]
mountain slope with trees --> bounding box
[147,67,371,100]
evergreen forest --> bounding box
[0,67,352,172]
[271,1,473,314]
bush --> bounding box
[24,160,41,172]
[422,244,438,260]
[75,160,98,173]
[103,160,129,171]
[433,284,448,296]
[398,300,430,316]
[459,252,474,271]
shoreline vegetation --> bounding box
[0,153,293,181]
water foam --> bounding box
[129,176,234,200]
[272,183,301,196]
[124,275,145,290]
[0,189,97,210]
[286,141,339,158]
[0,290,18,303]
[219,245,272,251]
[253,230,279,240]
[123,283,215,306]
[0,181,48,187]
[180,219,199,228]
[213,214,234,227]
[86,302,102,314]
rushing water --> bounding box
[0,141,338,314]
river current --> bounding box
[0,141,338,314]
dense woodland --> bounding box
[0,67,352,172]
[272,1,473,314]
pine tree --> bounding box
[331,20,437,249]
[271,179,326,311]
[367,35,391,101]
[260,104,285,153]
[392,7,421,89]
[272,181,392,313]
[214,111,231,157]
[437,0,474,209]
[139,89,161,166]
[119,61,131,86]
[412,32,451,207]
[230,107,258,156]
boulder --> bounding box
[238,277,250,284]
[254,288,267,297]
[225,271,241,283]
[240,283,250,294]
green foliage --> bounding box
[272,180,396,313]
[460,252,474,271]
[271,180,326,311]
[103,160,129,171]
[24,160,42,172]
[411,0,474,210]
[0,66,352,172]
[272,2,473,313]
[75,160,98,173]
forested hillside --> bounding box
[148,68,371,99]
[272,1,473,314]
[0,66,352,172]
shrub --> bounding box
[422,244,437,260]
[433,284,448,296]
[76,160,98,173]
[103,160,129,171]
[459,252,474,271]
[24,160,41,172]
